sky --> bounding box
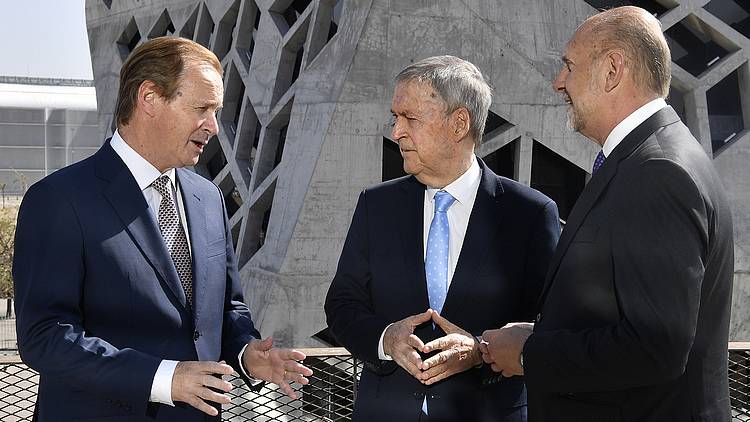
[1,0,94,80]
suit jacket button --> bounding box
[193,330,200,341]
[535,313,542,323]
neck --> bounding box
[118,124,170,173]
[422,154,473,189]
[590,93,659,146]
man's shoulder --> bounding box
[492,173,555,208]
[31,150,100,192]
[362,175,417,197]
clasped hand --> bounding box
[383,309,482,385]
[479,322,534,377]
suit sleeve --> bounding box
[325,190,391,365]
[523,159,709,393]
[215,185,262,389]
[13,182,161,409]
[522,199,561,320]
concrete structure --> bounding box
[85,0,750,347]
[0,77,99,194]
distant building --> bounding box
[85,0,750,347]
[0,76,98,194]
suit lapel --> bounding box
[177,169,207,321]
[399,177,430,312]
[442,159,502,319]
[96,142,189,309]
[538,107,681,304]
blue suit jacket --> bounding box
[13,141,261,421]
[325,159,560,422]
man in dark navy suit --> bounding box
[13,37,312,421]
[480,7,734,422]
[325,56,561,421]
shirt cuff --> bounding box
[378,323,394,361]
[149,360,178,406]
[238,343,264,386]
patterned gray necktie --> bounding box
[151,175,193,306]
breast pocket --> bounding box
[206,238,226,259]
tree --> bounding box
[0,204,17,317]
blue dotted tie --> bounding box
[425,191,456,315]
[592,150,606,174]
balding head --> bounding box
[578,6,671,98]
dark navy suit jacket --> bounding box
[325,159,560,422]
[13,141,261,421]
[524,107,734,422]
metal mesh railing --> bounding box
[731,343,750,421]
[223,348,360,421]
[2,344,750,421]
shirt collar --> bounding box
[110,129,176,191]
[602,98,667,157]
[426,155,480,205]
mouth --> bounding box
[563,94,573,105]
[190,139,208,153]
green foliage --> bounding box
[0,205,17,299]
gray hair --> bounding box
[583,6,671,98]
[395,55,493,144]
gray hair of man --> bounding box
[395,55,493,145]
[583,6,671,98]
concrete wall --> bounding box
[85,0,750,346]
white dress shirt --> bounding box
[601,98,667,158]
[111,131,258,406]
[378,156,482,360]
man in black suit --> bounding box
[325,56,561,421]
[479,6,734,421]
[13,37,312,421]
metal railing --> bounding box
[1,345,750,421]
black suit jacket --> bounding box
[13,142,262,422]
[325,159,560,422]
[524,107,734,422]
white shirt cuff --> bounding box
[238,343,264,386]
[149,359,178,406]
[378,323,394,361]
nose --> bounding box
[391,116,405,140]
[552,68,567,93]
[204,112,219,136]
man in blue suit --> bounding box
[13,37,312,421]
[324,56,561,421]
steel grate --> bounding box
[2,346,750,421]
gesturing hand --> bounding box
[480,322,534,377]
[242,337,314,399]
[171,361,235,417]
[418,312,481,385]
[382,310,433,380]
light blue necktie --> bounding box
[422,191,456,415]
[425,190,456,315]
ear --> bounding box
[450,107,471,142]
[604,50,625,92]
[136,80,160,118]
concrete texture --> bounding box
[85,0,750,346]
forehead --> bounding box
[563,28,593,62]
[391,80,444,110]
[179,63,224,98]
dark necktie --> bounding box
[151,175,193,306]
[592,150,606,174]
